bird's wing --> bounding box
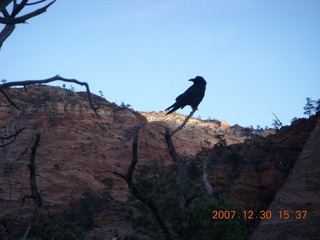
[175,85,198,102]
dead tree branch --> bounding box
[0,88,20,109]
[199,152,214,197]
[110,121,180,240]
[163,108,200,235]
[169,108,196,136]
[0,127,25,148]
[112,108,200,239]
[0,75,99,113]
[22,133,42,211]
[0,0,56,48]
[165,128,190,235]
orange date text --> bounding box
[212,210,307,220]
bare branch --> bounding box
[165,128,189,232]
[126,120,142,186]
[169,108,196,136]
[0,23,15,48]
[0,127,25,148]
[26,0,47,6]
[107,170,126,180]
[0,0,55,48]
[0,0,12,12]
[1,8,10,18]
[21,223,32,240]
[164,108,200,233]
[0,0,55,24]
[200,152,214,197]
[11,0,28,18]
[0,75,99,113]
[271,111,283,128]
[22,133,42,211]
[0,88,20,109]
[110,121,181,240]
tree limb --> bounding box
[200,152,214,197]
[164,109,199,235]
[0,88,20,109]
[110,121,181,240]
[165,128,189,235]
[126,120,142,187]
[26,0,47,6]
[0,0,12,12]
[11,0,28,18]
[0,0,55,24]
[0,23,15,48]
[0,0,55,48]
[0,75,99,113]
[0,127,25,148]
[22,133,42,212]
[169,108,196,136]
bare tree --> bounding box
[111,121,180,240]
[0,0,56,49]
[1,133,42,239]
[111,109,200,240]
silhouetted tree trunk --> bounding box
[111,121,181,240]
[112,109,199,239]
[22,133,42,212]
[201,152,214,197]
[164,108,198,236]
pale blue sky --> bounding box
[1,0,319,127]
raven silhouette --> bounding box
[165,76,206,114]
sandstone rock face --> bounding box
[0,86,171,222]
[220,120,230,129]
[141,111,245,154]
[0,86,245,237]
[195,113,319,215]
[251,115,320,240]
[1,85,318,239]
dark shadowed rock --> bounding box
[251,114,320,240]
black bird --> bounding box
[165,76,206,114]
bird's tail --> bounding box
[165,103,179,114]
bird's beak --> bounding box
[189,79,194,82]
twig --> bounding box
[270,111,283,128]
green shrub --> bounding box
[127,162,247,239]
[31,212,84,240]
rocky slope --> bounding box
[251,113,320,240]
[0,85,318,239]
[141,111,246,151]
[0,85,245,238]
[193,113,319,238]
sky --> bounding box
[1,0,319,128]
